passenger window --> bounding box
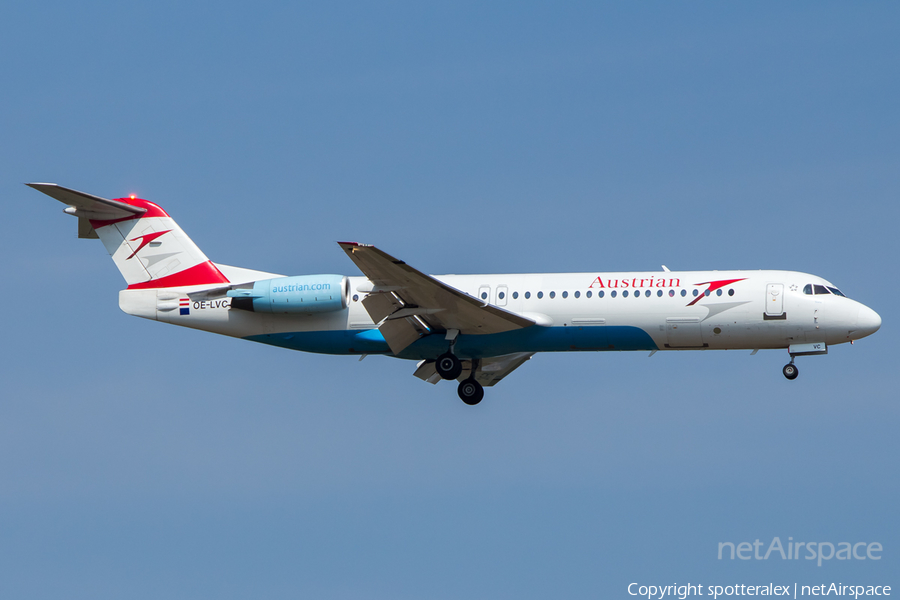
[681,289,687,297]
[549,291,556,299]
[645,290,651,297]
[623,290,629,297]
[728,289,734,296]
[610,291,617,298]
[803,284,813,295]
[498,291,505,300]
[562,291,568,298]
[513,291,518,299]
[716,289,722,296]
[692,289,699,297]
[525,292,531,299]
[574,291,580,298]
[814,285,830,295]
[669,290,675,297]
[598,291,604,298]
[657,290,663,297]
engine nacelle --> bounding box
[227,275,348,314]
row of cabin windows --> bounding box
[352,284,844,303]
[489,288,736,300]
[803,284,845,297]
[350,288,738,303]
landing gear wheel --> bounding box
[458,379,484,405]
[435,352,462,380]
[783,363,799,380]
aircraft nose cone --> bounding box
[854,305,881,339]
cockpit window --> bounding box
[805,283,846,297]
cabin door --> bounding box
[765,283,785,317]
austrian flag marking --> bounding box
[179,298,190,316]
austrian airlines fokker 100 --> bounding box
[31,184,882,405]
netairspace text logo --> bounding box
[719,537,882,567]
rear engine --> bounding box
[227,275,348,313]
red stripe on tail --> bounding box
[126,261,229,290]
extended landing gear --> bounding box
[435,330,484,405]
[782,362,799,380]
[435,352,462,380]
[436,330,463,380]
[781,343,826,380]
[458,378,484,405]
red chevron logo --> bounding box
[686,278,747,306]
[126,230,172,260]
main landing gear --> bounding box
[782,360,799,380]
[436,353,485,405]
[458,378,484,405]
[435,352,462,380]
[434,330,485,405]
[434,329,484,406]
[435,329,463,380]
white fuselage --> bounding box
[120,269,881,360]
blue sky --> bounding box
[2,2,897,598]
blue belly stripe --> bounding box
[243,325,657,358]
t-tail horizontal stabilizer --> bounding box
[27,183,147,239]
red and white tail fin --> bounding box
[28,183,230,290]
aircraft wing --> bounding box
[338,242,534,354]
[414,352,535,387]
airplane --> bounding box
[29,183,882,405]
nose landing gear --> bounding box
[781,343,826,380]
[782,362,799,380]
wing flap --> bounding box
[474,352,535,386]
[413,360,442,385]
[380,317,430,355]
[361,290,406,323]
